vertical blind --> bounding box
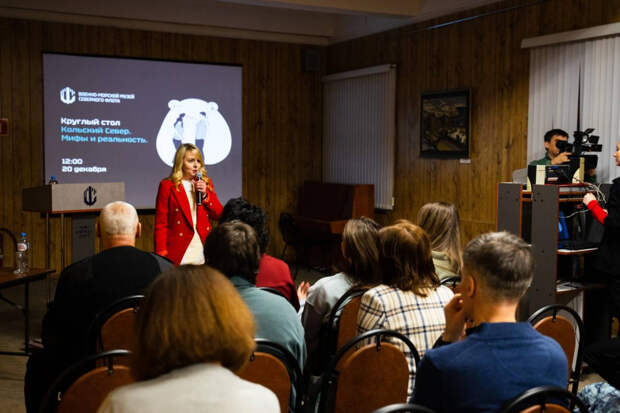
[322,65,396,210]
[527,35,620,183]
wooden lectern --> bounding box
[22,182,125,271]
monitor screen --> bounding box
[43,53,242,209]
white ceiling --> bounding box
[0,0,502,45]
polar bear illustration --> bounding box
[156,98,232,166]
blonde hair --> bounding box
[417,202,462,274]
[99,201,139,236]
[132,265,256,380]
[167,143,208,187]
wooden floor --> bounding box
[0,267,607,413]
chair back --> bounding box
[87,295,143,354]
[439,276,461,291]
[498,385,588,413]
[527,305,584,395]
[327,287,369,351]
[319,329,419,413]
[237,339,302,413]
[372,403,436,413]
[39,350,134,413]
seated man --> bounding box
[219,197,299,309]
[204,221,306,410]
[530,128,596,183]
[412,231,568,412]
[25,201,173,413]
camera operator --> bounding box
[530,129,597,183]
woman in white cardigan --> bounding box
[97,265,278,413]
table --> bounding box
[0,267,54,356]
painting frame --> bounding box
[420,88,470,158]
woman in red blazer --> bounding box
[155,143,223,265]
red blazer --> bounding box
[154,178,223,265]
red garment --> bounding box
[154,178,223,265]
[256,254,299,310]
[586,199,608,225]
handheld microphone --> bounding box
[195,171,203,205]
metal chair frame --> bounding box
[325,287,369,347]
[498,385,588,413]
[372,403,436,413]
[86,294,143,353]
[39,349,132,413]
[250,338,304,412]
[439,276,461,290]
[319,329,421,413]
[527,304,585,396]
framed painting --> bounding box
[420,89,470,158]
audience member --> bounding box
[97,265,279,413]
[299,217,381,368]
[219,197,299,309]
[412,231,568,412]
[417,202,462,280]
[25,201,173,413]
[204,221,306,410]
[357,220,453,398]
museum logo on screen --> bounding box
[59,86,136,104]
[60,87,76,104]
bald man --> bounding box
[25,201,172,413]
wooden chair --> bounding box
[86,295,143,354]
[326,287,369,351]
[39,350,134,413]
[319,329,419,413]
[238,339,303,413]
[527,304,584,395]
[498,386,588,413]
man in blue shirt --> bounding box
[412,231,568,412]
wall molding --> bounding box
[522,21,620,49]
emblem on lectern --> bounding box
[83,186,97,206]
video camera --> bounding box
[556,128,602,171]
[556,128,602,155]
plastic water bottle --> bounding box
[48,176,58,184]
[14,232,29,274]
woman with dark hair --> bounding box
[97,265,278,413]
[299,217,381,359]
[219,197,299,309]
[417,202,463,280]
[154,143,222,265]
[357,220,453,399]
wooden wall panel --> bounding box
[0,19,322,271]
[327,0,620,244]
